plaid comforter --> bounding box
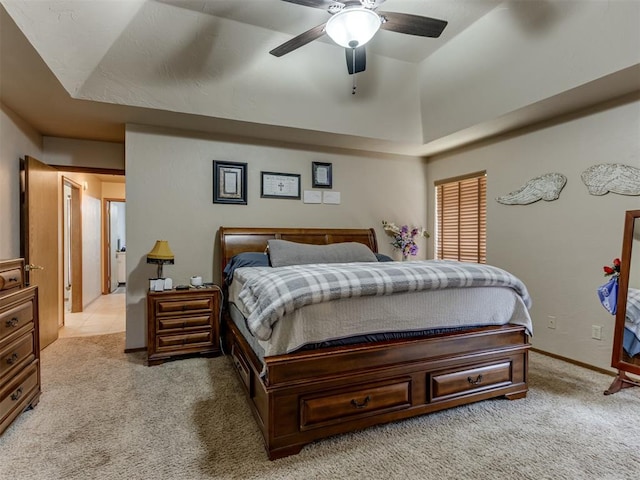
[236,260,532,341]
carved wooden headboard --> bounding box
[218,227,378,279]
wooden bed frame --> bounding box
[219,227,530,460]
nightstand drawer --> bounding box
[156,330,213,351]
[0,332,35,381]
[157,314,213,332]
[0,302,34,342]
[156,297,213,314]
[431,361,512,401]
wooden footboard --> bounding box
[224,314,529,460]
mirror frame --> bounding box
[611,209,640,375]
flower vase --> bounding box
[401,255,408,262]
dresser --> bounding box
[147,286,222,366]
[0,258,40,435]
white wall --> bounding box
[81,195,102,306]
[124,124,428,349]
[419,0,640,143]
[43,136,124,170]
[0,103,42,259]
[425,95,640,371]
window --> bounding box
[435,171,486,263]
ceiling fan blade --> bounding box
[345,46,366,75]
[269,23,327,57]
[281,0,341,10]
[378,11,448,38]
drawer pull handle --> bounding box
[8,277,18,282]
[6,353,19,365]
[11,387,23,402]
[234,359,243,372]
[467,374,483,385]
[350,395,371,409]
[6,317,19,328]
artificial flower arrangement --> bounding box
[382,220,430,260]
[603,258,621,278]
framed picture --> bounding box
[213,160,247,205]
[312,162,332,188]
[261,171,301,199]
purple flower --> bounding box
[382,220,429,258]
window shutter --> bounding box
[435,172,486,263]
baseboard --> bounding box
[124,347,146,354]
[531,348,615,377]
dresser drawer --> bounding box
[157,314,213,332]
[0,361,38,428]
[0,302,34,342]
[300,379,411,430]
[0,269,23,294]
[431,361,512,401]
[0,332,35,382]
[156,297,213,314]
[156,330,213,351]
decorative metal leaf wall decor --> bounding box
[496,173,567,205]
[581,163,640,196]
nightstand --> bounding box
[146,286,221,366]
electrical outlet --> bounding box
[592,325,603,340]
[547,316,556,329]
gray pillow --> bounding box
[267,239,378,267]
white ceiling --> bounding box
[155,0,499,63]
[1,0,639,157]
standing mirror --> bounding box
[606,209,640,395]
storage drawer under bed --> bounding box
[300,379,411,430]
[430,360,514,402]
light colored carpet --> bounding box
[0,333,639,480]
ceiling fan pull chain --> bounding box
[352,48,357,95]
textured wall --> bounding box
[0,103,42,259]
[425,95,640,371]
[124,124,428,349]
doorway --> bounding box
[103,199,126,294]
[62,177,83,324]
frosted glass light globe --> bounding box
[325,8,381,48]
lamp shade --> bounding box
[146,240,174,264]
[325,7,381,48]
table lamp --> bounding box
[146,240,174,279]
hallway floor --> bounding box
[59,287,125,338]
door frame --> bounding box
[62,176,83,315]
[102,198,126,294]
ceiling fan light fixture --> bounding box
[325,7,381,49]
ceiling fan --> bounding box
[270,0,448,76]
